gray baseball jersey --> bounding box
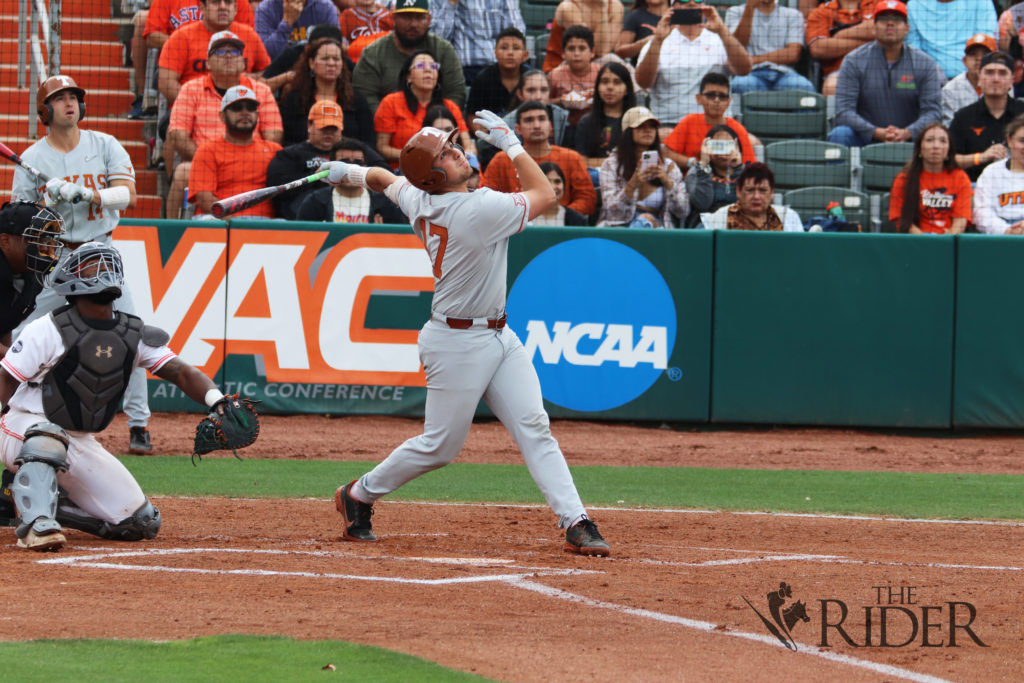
[12,130,135,243]
[390,180,529,319]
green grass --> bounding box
[0,635,490,682]
[123,457,1024,521]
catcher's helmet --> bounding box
[51,241,123,299]
[400,127,459,192]
[37,75,86,125]
[0,201,66,285]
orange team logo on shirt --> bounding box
[972,127,985,136]
[998,191,1024,207]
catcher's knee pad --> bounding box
[10,423,69,538]
[58,499,161,541]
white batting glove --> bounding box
[318,161,366,187]
[473,110,519,152]
[61,184,93,204]
[45,177,68,203]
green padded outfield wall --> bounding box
[710,231,956,427]
[953,235,1024,428]
[114,221,712,421]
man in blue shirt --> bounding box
[906,0,997,81]
[828,0,943,147]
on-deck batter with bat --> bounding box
[188,86,282,219]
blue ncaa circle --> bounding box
[506,238,676,412]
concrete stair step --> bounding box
[0,0,115,18]
[0,64,132,92]
[0,39,123,65]
[0,14,123,40]
[0,114,146,142]
[0,86,135,118]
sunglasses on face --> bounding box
[227,101,258,113]
[701,91,730,101]
[412,62,440,71]
[211,48,242,57]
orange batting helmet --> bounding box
[400,127,459,192]
[37,75,86,125]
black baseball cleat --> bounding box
[128,427,153,455]
[564,517,611,557]
[335,480,376,541]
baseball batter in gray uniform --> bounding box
[322,111,610,556]
[11,74,155,455]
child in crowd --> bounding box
[466,27,533,118]
[663,72,757,172]
[549,26,603,125]
[339,0,394,48]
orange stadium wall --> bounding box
[114,220,1022,429]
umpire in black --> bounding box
[0,201,64,357]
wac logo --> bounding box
[506,238,676,412]
[743,582,809,651]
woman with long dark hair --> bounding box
[598,106,689,227]
[574,62,636,171]
[529,162,590,226]
[890,122,971,234]
[374,50,475,169]
[277,37,374,146]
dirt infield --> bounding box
[5,414,1021,681]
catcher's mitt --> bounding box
[192,394,261,465]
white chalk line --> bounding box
[36,547,601,585]
[510,578,954,683]
[37,546,976,681]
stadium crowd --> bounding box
[114,0,1024,233]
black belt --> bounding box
[435,313,507,330]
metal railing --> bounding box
[17,0,61,139]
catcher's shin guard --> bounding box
[57,499,161,541]
[11,422,69,540]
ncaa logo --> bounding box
[507,238,676,412]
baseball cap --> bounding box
[221,85,259,111]
[308,100,345,129]
[872,0,907,19]
[209,30,245,55]
[393,0,429,13]
[980,51,1015,72]
[964,33,997,55]
[622,106,659,129]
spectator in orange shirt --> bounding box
[889,122,972,234]
[165,31,284,219]
[374,50,476,169]
[128,0,256,118]
[805,0,876,96]
[549,26,603,126]
[662,72,756,171]
[482,101,597,217]
[189,86,283,217]
[543,0,625,72]
[158,0,271,106]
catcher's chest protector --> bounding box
[41,308,142,432]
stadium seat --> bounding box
[521,2,555,30]
[765,140,851,191]
[876,192,897,233]
[784,186,869,231]
[860,142,913,195]
[739,90,827,145]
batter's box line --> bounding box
[508,578,954,683]
[632,554,1023,572]
[35,547,604,585]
